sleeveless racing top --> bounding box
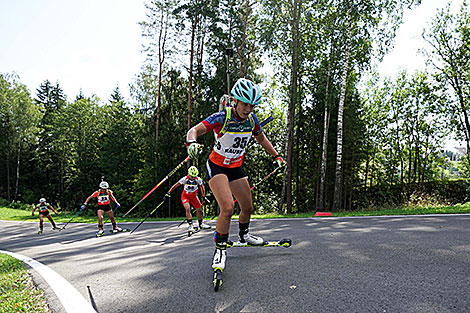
[178,175,203,195]
[202,107,262,168]
[91,190,113,205]
[38,203,49,213]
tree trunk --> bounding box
[238,1,251,77]
[333,8,352,211]
[60,157,64,206]
[14,142,21,200]
[6,137,11,202]
[188,13,198,130]
[364,150,369,187]
[452,77,470,171]
[285,0,302,214]
[318,55,332,211]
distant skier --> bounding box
[165,166,211,236]
[32,198,60,234]
[82,181,125,237]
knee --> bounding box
[241,205,254,214]
[219,201,234,217]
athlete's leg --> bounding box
[229,177,253,224]
[230,177,263,245]
[183,202,192,220]
[46,214,57,227]
[105,210,116,224]
[39,214,44,229]
[196,207,203,221]
[189,196,203,221]
[209,174,234,234]
[97,209,104,230]
[104,209,121,230]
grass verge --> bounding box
[1,202,470,224]
[0,254,50,313]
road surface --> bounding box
[1,215,469,312]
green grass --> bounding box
[0,207,196,224]
[251,202,470,218]
[2,203,469,224]
[0,254,50,313]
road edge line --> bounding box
[0,250,96,313]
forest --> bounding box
[1,0,469,217]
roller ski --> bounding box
[187,224,197,237]
[109,226,130,234]
[96,229,105,237]
[38,229,43,235]
[212,243,227,292]
[227,238,292,248]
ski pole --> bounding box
[59,206,86,231]
[234,163,287,204]
[260,115,273,127]
[123,156,191,217]
[130,199,166,234]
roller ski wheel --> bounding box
[38,230,43,235]
[213,269,223,292]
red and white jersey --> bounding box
[90,189,114,205]
[37,203,50,213]
[178,175,203,195]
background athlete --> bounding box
[32,198,60,234]
[82,181,124,237]
[186,78,286,273]
[165,166,211,235]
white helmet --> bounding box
[39,198,46,203]
[99,181,109,189]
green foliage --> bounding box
[1,1,468,216]
[353,179,470,210]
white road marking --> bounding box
[0,250,96,313]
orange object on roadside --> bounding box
[314,212,333,217]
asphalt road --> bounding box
[1,215,469,313]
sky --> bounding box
[376,0,463,78]
[0,0,464,103]
[0,0,146,102]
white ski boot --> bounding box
[111,226,123,233]
[212,246,227,271]
[239,232,264,246]
[187,224,195,237]
[199,222,211,230]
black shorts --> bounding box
[39,210,50,216]
[97,205,112,212]
[206,159,246,182]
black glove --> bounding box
[163,192,171,201]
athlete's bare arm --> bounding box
[187,122,208,142]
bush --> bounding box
[352,179,470,210]
[0,198,9,207]
[8,200,32,211]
